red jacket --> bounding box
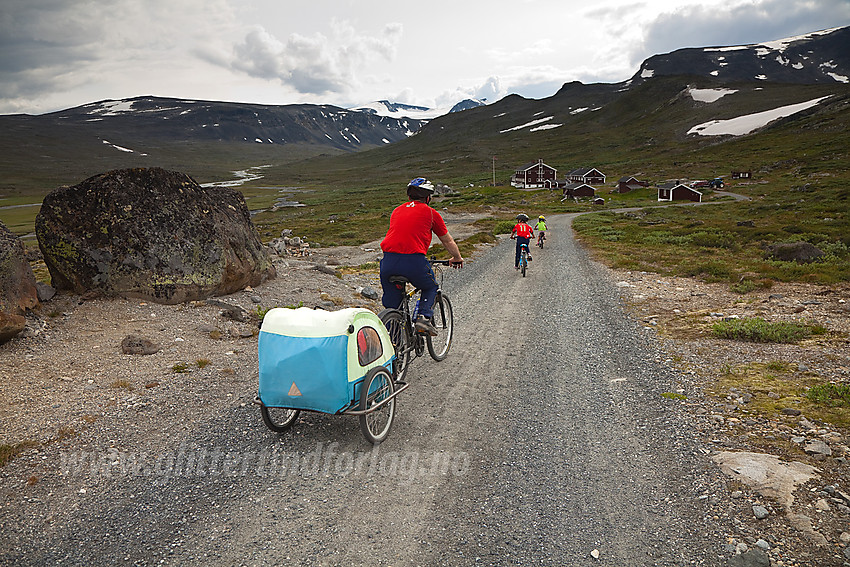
[381,200,448,255]
[512,222,534,239]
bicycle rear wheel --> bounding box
[427,293,453,361]
[521,249,527,277]
[378,309,411,382]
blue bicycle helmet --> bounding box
[407,177,436,200]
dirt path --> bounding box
[2,207,847,565]
[2,214,732,566]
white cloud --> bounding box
[227,20,403,96]
[0,0,848,114]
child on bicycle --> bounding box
[535,215,547,245]
[380,177,464,336]
[510,213,534,269]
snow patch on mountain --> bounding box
[688,96,830,136]
[500,116,554,133]
[351,98,485,120]
[688,88,737,103]
[351,101,445,120]
[756,27,844,52]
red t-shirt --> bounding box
[512,222,534,239]
[381,201,448,255]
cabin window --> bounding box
[356,327,383,366]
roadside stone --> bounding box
[803,439,832,456]
[120,335,160,355]
[36,282,56,302]
[205,299,249,322]
[360,286,379,300]
[781,408,802,416]
[727,547,770,567]
[0,220,39,342]
[754,539,770,551]
[314,264,341,277]
[753,505,770,520]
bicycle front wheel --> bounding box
[378,308,411,382]
[427,293,454,361]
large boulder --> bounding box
[35,168,276,304]
[765,241,824,264]
[0,221,38,342]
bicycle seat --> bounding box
[388,275,410,285]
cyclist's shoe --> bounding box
[414,315,438,336]
[527,255,532,261]
[515,265,520,270]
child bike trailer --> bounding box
[255,307,404,444]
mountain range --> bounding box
[0,25,848,195]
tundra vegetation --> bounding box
[1,77,848,428]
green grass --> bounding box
[807,382,850,407]
[2,76,848,290]
[573,190,850,284]
[711,317,827,343]
[711,361,850,428]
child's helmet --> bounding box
[516,213,529,222]
[538,215,545,220]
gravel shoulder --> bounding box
[1,211,848,565]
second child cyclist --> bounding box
[535,215,547,247]
[380,177,464,336]
[510,213,534,269]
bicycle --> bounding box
[537,231,545,248]
[378,259,454,383]
[518,243,530,277]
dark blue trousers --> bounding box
[380,253,439,319]
[515,237,530,267]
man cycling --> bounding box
[535,215,547,246]
[510,213,534,269]
[380,177,464,336]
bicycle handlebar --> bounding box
[429,256,462,266]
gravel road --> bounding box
[2,214,738,566]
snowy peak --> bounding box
[449,99,487,113]
[41,95,428,150]
[633,26,850,85]
[350,98,487,120]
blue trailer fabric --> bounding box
[258,333,353,413]
[257,307,395,414]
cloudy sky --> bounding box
[2,0,849,115]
